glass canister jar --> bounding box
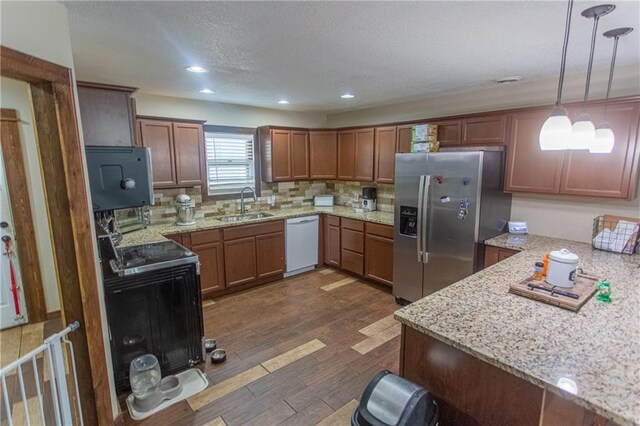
[129,354,161,396]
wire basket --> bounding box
[592,215,640,254]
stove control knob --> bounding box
[121,178,136,190]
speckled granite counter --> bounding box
[395,233,640,426]
[119,206,394,248]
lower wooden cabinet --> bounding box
[364,223,394,287]
[324,215,341,267]
[256,232,285,278]
[224,237,258,287]
[484,245,519,268]
[190,230,225,295]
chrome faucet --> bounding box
[240,187,257,215]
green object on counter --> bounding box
[596,280,612,303]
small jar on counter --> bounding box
[533,262,544,280]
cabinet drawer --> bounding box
[365,222,393,239]
[342,229,364,254]
[462,115,508,145]
[341,249,364,276]
[341,218,364,232]
[326,215,340,227]
[223,220,284,240]
[190,229,221,246]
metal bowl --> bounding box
[204,339,217,353]
[210,349,227,364]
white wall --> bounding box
[1,0,119,418]
[135,93,328,128]
[0,77,61,313]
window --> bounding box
[204,132,256,196]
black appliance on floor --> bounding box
[101,239,204,394]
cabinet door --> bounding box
[224,236,257,287]
[338,130,356,180]
[191,242,225,294]
[309,131,337,179]
[173,123,205,187]
[138,119,177,187]
[256,231,285,279]
[560,102,640,199]
[365,234,393,286]
[462,115,508,145]
[77,85,135,147]
[291,131,309,180]
[324,224,341,267]
[375,126,397,183]
[504,110,564,194]
[433,120,462,146]
[355,128,375,181]
[271,130,292,181]
[396,125,414,154]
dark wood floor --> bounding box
[121,268,400,425]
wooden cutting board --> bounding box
[508,274,599,312]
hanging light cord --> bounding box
[584,15,602,103]
[603,35,620,120]
[555,0,574,106]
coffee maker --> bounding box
[362,187,377,211]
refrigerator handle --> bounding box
[417,176,426,263]
[421,175,431,264]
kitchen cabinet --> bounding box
[223,220,285,287]
[76,82,137,147]
[138,117,206,188]
[375,126,397,183]
[461,114,508,145]
[309,131,337,179]
[365,223,394,287]
[338,129,375,181]
[560,102,640,199]
[504,110,565,194]
[189,230,225,295]
[324,215,341,267]
[484,245,519,268]
[396,124,414,154]
[432,119,462,146]
[341,218,364,276]
[259,127,310,182]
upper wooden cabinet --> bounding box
[505,99,640,199]
[309,130,338,179]
[338,128,375,181]
[77,82,137,147]
[462,114,508,145]
[375,126,397,183]
[259,127,309,182]
[138,117,206,189]
[432,120,462,146]
[396,124,414,153]
[561,102,640,199]
[505,110,565,194]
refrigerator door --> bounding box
[393,153,428,303]
[422,152,483,298]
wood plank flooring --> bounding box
[121,268,400,425]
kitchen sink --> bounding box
[215,212,274,223]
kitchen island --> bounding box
[395,234,640,426]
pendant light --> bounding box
[570,4,615,150]
[590,27,633,153]
[540,0,574,151]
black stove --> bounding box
[110,240,198,276]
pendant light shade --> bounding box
[539,0,574,151]
[570,113,596,149]
[591,124,615,153]
[540,106,572,150]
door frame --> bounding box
[0,46,114,424]
[0,108,47,323]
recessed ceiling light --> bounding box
[341,93,355,99]
[199,88,215,94]
[185,66,208,73]
[278,100,291,105]
[495,76,522,84]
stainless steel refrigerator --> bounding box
[393,147,511,304]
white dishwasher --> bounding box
[285,215,319,277]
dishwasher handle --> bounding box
[286,216,319,225]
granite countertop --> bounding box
[119,206,394,248]
[395,233,640,426]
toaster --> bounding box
[314,195,334,207]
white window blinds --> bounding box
[204,132,256,195]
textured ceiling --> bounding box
[65,1,640,112]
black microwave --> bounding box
[85,146,154,212]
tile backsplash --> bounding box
[150,180,394,220]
